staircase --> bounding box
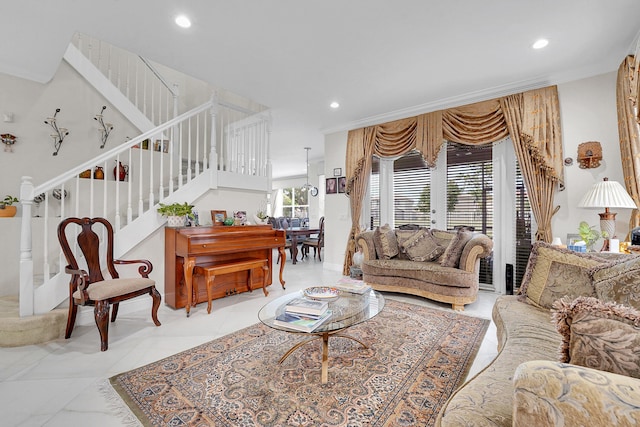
[2,33,273,347]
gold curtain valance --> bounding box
[443,99,509,145]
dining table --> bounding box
[284,226,320,264]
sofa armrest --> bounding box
[356,231,377,261]
[513,360,640,427]
[458,234,493,272]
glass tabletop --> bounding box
[258,289,385,334]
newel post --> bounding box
[19,176,34,317]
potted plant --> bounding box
[253,210,268,225]
[157,202,194,227]
[0,195,19,218]
[578,221,601,252]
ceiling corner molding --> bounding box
[322,64,618,135]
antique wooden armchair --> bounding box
[57,217,161,351]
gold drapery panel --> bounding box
[342,86,564,271]
[616,56,640,235]
[501,94,560,243]
[343,127,375,274]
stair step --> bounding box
[0,295,67,347]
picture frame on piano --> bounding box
[211,210,227,226]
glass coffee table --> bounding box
[258,288,385,383]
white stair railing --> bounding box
[19,99,272,317]
[19,102,213,317]
[71,33,179,127]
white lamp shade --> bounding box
[578,179,637,209]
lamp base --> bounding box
[598,211,616,252]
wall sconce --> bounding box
[94,105,114,149]
[44,108,69,156]
[577,141,602,169]
[1,133,16,152]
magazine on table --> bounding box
[285,298,328,316]
[273,310,333,332]
[333,277,372,294]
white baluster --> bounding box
[127,149,133,224]
[195,114,200,176]
[115,154,121,230]
[187,116,192,182]
[19,176,34,317]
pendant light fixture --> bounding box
[304,147,318,197]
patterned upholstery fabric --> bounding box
[553,296,640,379]
[364,259,476,289]
[436,295,561,427]
[513,361,640,427]
[400,228,445,262]
[590,255,640,310]
[518,242,606,309]
[373,224,398,259]
[440,229,474,268]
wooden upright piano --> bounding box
[165,225,286,314]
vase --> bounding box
[253,214,268,225]
[94,166,104,180]
[114,161,129,181]
[166,215,185,227]
[0,206,17,217]
[352,249,364,267]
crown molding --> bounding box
[321,63,619,135]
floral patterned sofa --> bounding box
[436,242,640,427]
[355,225,493,311]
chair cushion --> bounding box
[518,242,605,309]
[553,296,640,379]
[74,278,155,301]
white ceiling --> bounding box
[3,1,640,179]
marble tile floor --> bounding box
[0,257,499,426]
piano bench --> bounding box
[194,258,270,314]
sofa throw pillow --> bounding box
[395,229,420,260]
[518,242,605,309]
[399,228,444,262]
[589,255,640,310]
[552,296,640,379]
[373,224,398,259]
[430,229,456,249]
[440,228,473,268]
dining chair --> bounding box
[302,216,325,261]
[57,217,161,351]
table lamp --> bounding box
[577,177,637,250]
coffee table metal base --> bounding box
[278,329,368,384]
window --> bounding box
[446,143,493,235]
[282,187,309,218]
[369,152,431,228]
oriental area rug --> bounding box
[108,300,489,426]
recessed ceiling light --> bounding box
[175,15,191,28]
[532,39,549,49]
[330,101,340,109]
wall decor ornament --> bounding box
[94,105,114,149]
[577,141,602,169]
[1,133,16,152]
[44,108,69,156]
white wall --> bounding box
[0,63,141,200]
[554,71,630,244]
[322,71,630,274]
[322,130,350,272]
